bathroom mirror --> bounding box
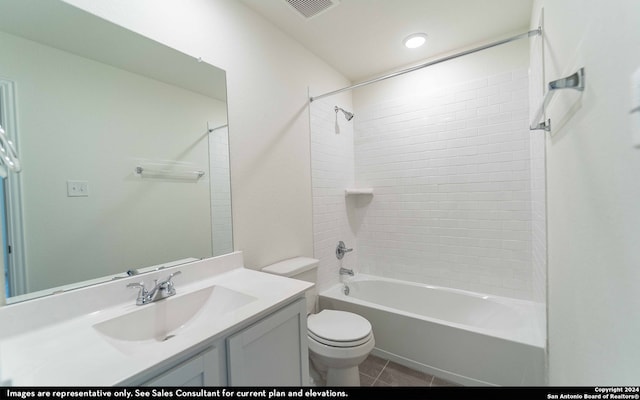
[0,0,232,303]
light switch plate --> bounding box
[67,180,88,197]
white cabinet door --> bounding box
[144,346,223,386]
[227,298,308,386]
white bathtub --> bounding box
[319,274,546,386]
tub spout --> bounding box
[339,267,354,276]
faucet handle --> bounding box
[162,270,181,285]
[127,281,147,305]
[167,270,182,280]
[161,271,182,295]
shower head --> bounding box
[335,106,354,121]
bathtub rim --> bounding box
[322,273,546,349]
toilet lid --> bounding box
[307,310,372,347]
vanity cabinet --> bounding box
[137,297,307,386]
[143,346,223,386]
[227,298,308,386]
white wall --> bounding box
[0,31,224,292]
[352,42,537,300]
[528,19,547,305]
[530,0,640,384]
[62,0,351,269]
[209,126,233,257]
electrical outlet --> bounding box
[67,180,89,197]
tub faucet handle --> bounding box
[336,241,353,259]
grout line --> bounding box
[369,359,389,386]
[363,357,458,387]
[360,358,390,386]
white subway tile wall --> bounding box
[310,99,358,292]
[354,68,536,300]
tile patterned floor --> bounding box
[359,355,460,387]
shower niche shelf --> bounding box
[345,188,373,197]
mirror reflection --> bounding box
[0,0,232,303]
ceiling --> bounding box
[0,0,227,101]
[240,0,533,82]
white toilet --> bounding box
[261,257,375,386]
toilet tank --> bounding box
[261,257,319,314]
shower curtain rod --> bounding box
[207,123,228,132]
[309,28,542,102]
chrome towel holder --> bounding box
[530,67,585,132]
[135,165,205,180]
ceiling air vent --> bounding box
[284,0,340,20]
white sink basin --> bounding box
[93,285,256,354]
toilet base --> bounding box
[309,358,325,386]
[307,331,374,387]
[326,366,360,386]
[309,355,362,386]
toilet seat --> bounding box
[307,310,373,348]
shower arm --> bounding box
[335,106,354,121]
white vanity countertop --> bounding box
[0,253,312,386]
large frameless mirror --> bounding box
[0,0,233,303]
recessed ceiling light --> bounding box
[403,33,427,49]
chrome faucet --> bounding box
[339,267,354,276]
[127,271,182,306]
[336,241,353,260]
